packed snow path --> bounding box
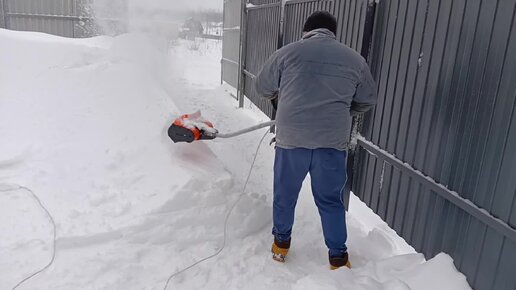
[0,29,472,290]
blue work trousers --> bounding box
[273,147,348,257]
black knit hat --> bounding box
[302,11,337,35]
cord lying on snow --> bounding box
[0,129,270,290]
[0,184,57,290]
[163,130,270,290]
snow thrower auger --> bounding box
[168,111,276,143]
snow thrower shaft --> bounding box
[216,121,275,138]
[168,113,275,143]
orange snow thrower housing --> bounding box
[168,113,217,143]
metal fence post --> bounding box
[360,0,377,59]
[237,0,248,108]
[72,0,77,38]
[220,1,226,85]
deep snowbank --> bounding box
[0,29,472,290]
[0,29,230,289]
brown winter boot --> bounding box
[329,252,351,270]
[271,238,291,263]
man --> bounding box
[255,11,377,270]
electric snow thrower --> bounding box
[168,111,275,143]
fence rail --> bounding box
[5,12,84,20]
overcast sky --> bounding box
[130,0,223,12]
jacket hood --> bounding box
[302,28,336,40]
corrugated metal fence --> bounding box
[0,0,94,38]
[223,0,516,289]
[355,0,516,289]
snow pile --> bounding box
[0,29,472,290]
[0,29,230,289]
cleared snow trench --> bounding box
[0,29,472,290]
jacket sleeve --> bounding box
[351,62,377,116]
[255,50,282,100]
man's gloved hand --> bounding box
[269,92,278,144]
[271,98,278,111]
[268,92,279,110]
[350,101,374,116]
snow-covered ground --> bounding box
[0,29,472,290]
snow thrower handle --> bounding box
[216,121,276,139]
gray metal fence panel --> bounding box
[242,0,282,118]
[5,0,76,37]
[0,0,6,29]
[0,0,94,37]
[222,0,242,89]
[336,0,375,57]
[353,0,516,289]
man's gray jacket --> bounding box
[255,28,377,151]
